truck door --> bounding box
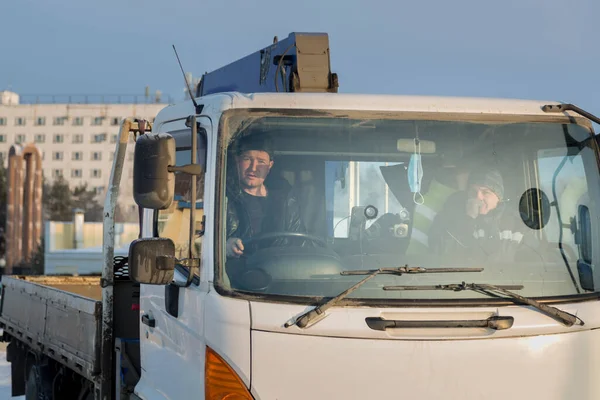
[135,116,212,400]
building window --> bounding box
[35,117,46,126]
[109,153,114,161]
[92,133,106,143]
[41,152,45,160]
[92,151,102,161]
[91,169,102,178]
[53,151,63,161]
[94,186,105,194]
[0,135,5,143]
[53,117,66,126]
[0,118,6,126]
[53,134,64,143]
[92,117,104,126]
[15,117,25,126]
[34,134,45,143]
[111,117,120,126]
[111,134,117,143]
[72,152,83,161]
[71,169,82,178]
[16,134,26,144]
[72,134,83,144]
[53,169,63,178]
[73,117,83,126]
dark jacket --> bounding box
[225,176,305,241]
[224,177,307,289]
[428,191,523,262]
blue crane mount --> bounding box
[195,32,339,96]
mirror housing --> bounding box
[128,238,176,285]
[133,133,176,210]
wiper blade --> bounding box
[384,282,585,327]
[284,266,482,329]
[387,283,524,291]
[341,266,484,276]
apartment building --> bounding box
[0,90,169,216]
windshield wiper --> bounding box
[340,266,484,276]
[384,282,585,327]
[283,266,483,329]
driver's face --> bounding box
[236,150,273,189]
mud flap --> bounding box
[7,341,25,396]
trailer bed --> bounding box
[0,276,102,381]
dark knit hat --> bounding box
[234,134,274,160]
[468,168,504,200]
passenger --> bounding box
[405,162,467,255]
[428,168,523,262]
[225,134,305,258]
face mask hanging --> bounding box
[408,138,424,205]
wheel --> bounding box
[25,363,54,400]
[79,385,94,400]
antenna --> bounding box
[172,45,202,114]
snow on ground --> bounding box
[0,346,23,399]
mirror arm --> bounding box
[180,115,199,288]
[542,103,600,125]
[168,164,203,175]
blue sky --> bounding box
[2,0,599,112]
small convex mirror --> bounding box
[133,133,176,210]
[519,188,551,230]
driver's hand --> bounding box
[226,237,244,258]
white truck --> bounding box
[2,32,600,400]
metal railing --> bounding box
[17,94,174,105]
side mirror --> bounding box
[128,238,176,285]
[133,133,176,210]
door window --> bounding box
[156,129,206,263]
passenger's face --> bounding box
[468,184,500,215]
[236,150,273,188]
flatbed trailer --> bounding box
[1,267,140,399]
[1,276,102,383]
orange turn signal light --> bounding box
[205,346,254,400]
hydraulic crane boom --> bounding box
[195,32,339,96]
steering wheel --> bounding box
[242,231,330,250]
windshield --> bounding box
[216,110,600,302]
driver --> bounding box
[225,134,306,258]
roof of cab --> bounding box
[154,91,583,123]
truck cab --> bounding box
[132,90,600,400]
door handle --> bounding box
[365,315,514,331]
[141,314,156,328]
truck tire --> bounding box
[78,384,94,400]
[25,363,54,400]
